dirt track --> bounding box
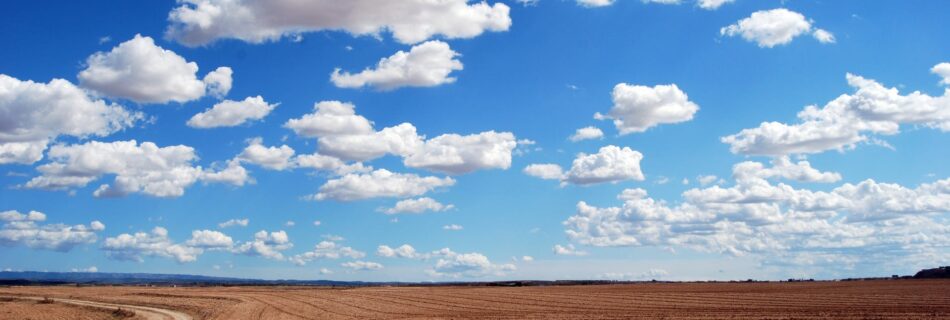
[2,280,949,319]
[0,296,189,320]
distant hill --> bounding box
[0,271,371,286]
[913,266,950,279]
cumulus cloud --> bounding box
[236,137,296,170]
[595,83,699,134]
[380,197,455,214]
[598,269,668,280]
[0,74,140,164]
[341,260,383,271]
[524,146,645,186]
[293,153,372,176]
[331,41,462,91]
[733,156,841,183]
[23,140,244,198]
[933,62,950,86]
[812,29,836,44]
[103,227,203,263]
[562,158,950,272]
[404,131,517,174]
[720,9,833,48]
[187,96,278,128]
[565,145,645,185]
[443,224,464,231]
[218,218,249,228]
[0,210,104,252]
[185,230,234,248]
[284,101,519,174]
[569,126,604,142]
[232,230,293,260]
[71,266,99,273]
[577,0,615,7]
[78,34,232,104]
[377,244,420,258]
[290,240,365,266]
[723,66,950,156]
[697,0,734,10]
[311,169,455,201]
[428,249,516,278]
[103,227,293,263]
[165,0,511,46]
[199,159,252,186]
[523,164,565,180]
[553,244,587,256]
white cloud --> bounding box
[166,0,511,46]
[78,34,231,104]
[380,197,454,214]
[285,101,518,174]
[443,224,464,231]
[284,101,375,138]
[644,0,681,5]
[404,131,518,174]
[595,83,699,134]
[290,240,365,266]
[0,210,104,252]
[720,9,833,48]
[311,169,455,201]
[524,146,645,186]
[377,244,419,258]
[812,28,836,44]
[553,244,587,256]
[697,0,734,10]
[71,266,98,273]
[203,66,233,98]
[564,145,645,185]
[429,250,515,278]
[312,220,322,227]
[331,41,462,91]
[187,96,278,128]
[523,163,565,180]
[723,67,950,156]
[319,268,333,275]
[237,137,296,170]
[697,175,718,186]
[218,218,249,228]
[293,153,371,176]
[103,227,202,263]
[24,140,243,198]
[199,159,252,186]
[933,62,950,86]
[285,221,295,227]
[0,74,140,165]
[598,268,668,280]
[341,260,383,271]
[233,230,293,260]
[521,256,534,262]
[577,0,615,7]
[562,158,950,272]
[569,126,604,142]
[733,156,841,183]
[184,230,234,248]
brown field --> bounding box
[1,280,949,319]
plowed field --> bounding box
[2,280,948,319]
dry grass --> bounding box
[1,280,949,319]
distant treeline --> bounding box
[1,267,946,287]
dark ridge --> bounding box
[914,266,950,279]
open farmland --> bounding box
[1,280,949,319]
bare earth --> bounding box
[1,280,949,319]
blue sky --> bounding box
[1,0,949,281]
